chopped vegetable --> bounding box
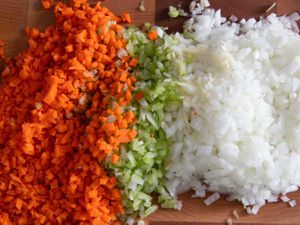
[168,6,180,18]
[110,26,182,218]
[168,5,188,18]
[138,0,146,12]
[289,200,297,208]
[122,13,132,24]
[148,30,158,41]
[226,217,233,225]
[251,205,261,215]
[41,0,53,9]
[204,193,221,206]
[281,196,290,203]
[233,210,239,220]
[129,58,138,67]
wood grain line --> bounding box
[0,0,29,57]
[0,1,29,23]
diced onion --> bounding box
[203,192,220,206]
[289,200,297,208]
[280,196,290,203]
[117,48,128,59]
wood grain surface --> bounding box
[145,191,300,225]
[1,1,300,224]
[1,0,298,57]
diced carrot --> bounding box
[111,189,121,199]
[43,76,58,105]
[22,143,35,155]
[22,123,33,143]
[118,129,130,143]
[119,72,127,82]
[129,58,138,67]
[135,91,144,101]
[65,44,73,52]
[121,13,132,23]
[86,82,93,91]
[148,30,158,41]
[102,123,116,133]
[15,198,24,210]
[129,129,137,139]
[102,55,113,65]
[76,29,87,43]
[41,0,52,9]
[111,154,119,164]
[125,90,132,101]
[117,118,128,129]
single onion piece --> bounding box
[229,15,238,22]
[280,196,290,203]
[126,217,135,225]
[251,205,261,215]
[226,217,233,225]
[267,195,278,203]
[106,115,117,123]
[117,48,128,59]
[291,21,299,33]
[233,209,239,220]
[289,200,297,208]
[203,192,220,206]
[176,200,183,210]
[246,207,252,215]
[283,185,298,195]
[289,12,300,22]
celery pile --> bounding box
[111,26,183,218]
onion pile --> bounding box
[164,0,300,214]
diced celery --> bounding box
[109,26,185,219]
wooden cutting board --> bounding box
[1,1,300,224]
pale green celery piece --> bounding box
[168,5,180,18]
[161,199,178,208]
[142,205,159,218]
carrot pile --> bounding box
[0,0,136,224]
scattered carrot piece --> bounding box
[121,13,132,23]
[148,30,158,41]
[41,0,53,9]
